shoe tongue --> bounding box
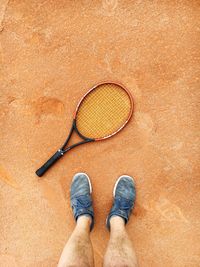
[76,195,91,208]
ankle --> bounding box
[110,216,126,232]
[76,215,92,231]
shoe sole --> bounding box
[73,172,92,194]
[113,175,134,197]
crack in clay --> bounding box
[7,96,16,104]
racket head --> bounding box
[74,81,134,141]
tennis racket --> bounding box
[36,81,133,177]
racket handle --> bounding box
[36,150,63,177]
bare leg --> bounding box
[58,216,94,267]
[103,216,138,267]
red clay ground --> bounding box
[0,1,200,266]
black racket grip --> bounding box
[36,150,63,177]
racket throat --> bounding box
[57,149,64,155]
[61,120,94,152]
[63,138,94,152]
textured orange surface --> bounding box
[0,1,200,266]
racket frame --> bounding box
[74,80,133,141]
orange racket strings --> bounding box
[75,83,133,140]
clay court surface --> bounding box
[0,0,200,266]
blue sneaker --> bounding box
[106,175,136,230]
[70,173,94,231]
